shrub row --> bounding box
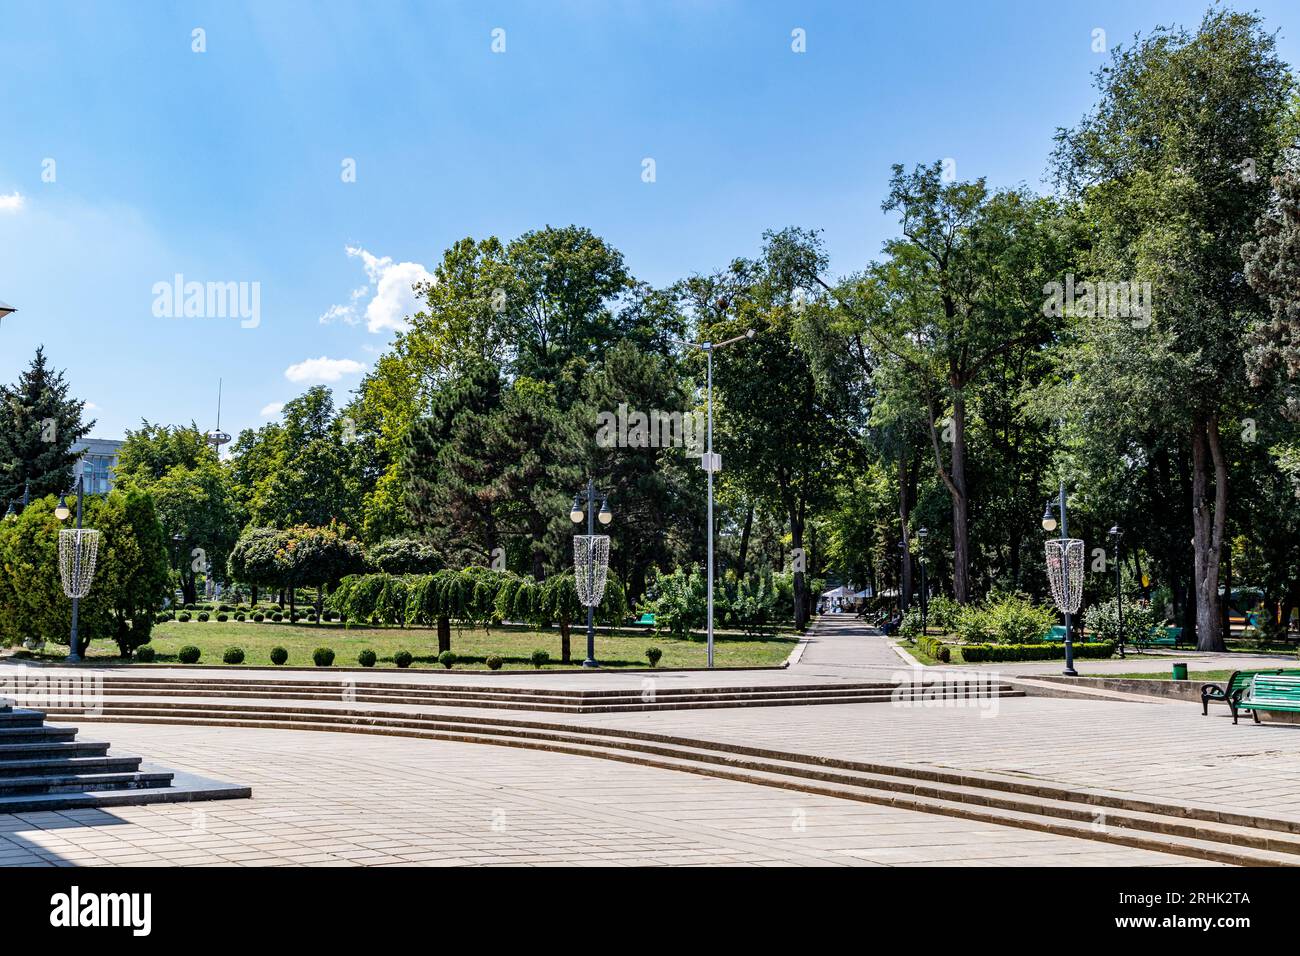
[959,641,1116,663]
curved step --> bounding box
[45,701,1296,866]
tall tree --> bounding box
[1053,8,1294,649]
[0,347,94,501]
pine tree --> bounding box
[0,347,94,501]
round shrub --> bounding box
[197,611,210,623]
[530,649,550,670]
[184,603,196,611]
[216,613,229,623]
[393,650,413,668]
[936,644,951,663]
[312,647,335,667]
[486,655,504,671]
[438,650,456,669]
[253,612,265,623]
[234,613,245,622]
[178,612,191,623]
[323,610,336,622]
[135,645,156,663]
[646,646,663,668]
[358,648,377,667]
[178,645,201,664]
[223,646,245,665]
[306,613,317,623]
[270,646,288,665]
[272,612,283,623]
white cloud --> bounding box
[260,401,284,417]
[0,193,25,212]
[284,356,366,384]
[84,402,100,411]
[319,245,433,333]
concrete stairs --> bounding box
[36,674,1025,713]
[0,700,250,813]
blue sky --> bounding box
[2,0,1299,443]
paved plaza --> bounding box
[2,614,1295,866]
[0,721,1211,867]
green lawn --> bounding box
[1108,668,1300,682]
[27,620,797,670]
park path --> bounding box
[792,613,908,671]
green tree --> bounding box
[1051,8,1294,649]
[0,347,94,501]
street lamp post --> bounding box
[4,480,30,523]
[917,527,929,635]
[1109,524,1126,659]
[569,478,612,668]
[1041,480,1078,677]
[55,476,85,662]
[681,327,755,668]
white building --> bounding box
[71,438,124,495]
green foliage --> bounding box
[178,645,200,664]
[899,608,924,639]
[312,647,335,667]
[530,648,550,669]
[0,347,94,501]
[927,596,961,631]
[639,566,706,639]
[1082,598,1158,648]
[135,645,155,663]
[956,593,1057,645]
[646,646,662,667]
[222,646,245,665]
[438,650,456,669]
[367,537,442,575]
[358,648,377,667]
[486,654,503,670]
[270,646,288,665]
[394,649,413,668]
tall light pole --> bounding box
[569,478,612,668]
[1109,524,1126,659]
[1042,480,1078,677]
[682,327,755,668]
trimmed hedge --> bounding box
[959,641,1116,663]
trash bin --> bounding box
[1172,662,1189,681]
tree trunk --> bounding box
[437,616,451,655]
[898,449,913,609]
[560,622,571,664]
[928,393,971,602]
[251,584,259,607]
[790,511,808,629]
[316,586,325,620]
[1191,414,1228,652]
[737,502,755,580]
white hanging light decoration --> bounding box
[59,528,102,599]
[573,535,611,608]
[1044,538,1084,614]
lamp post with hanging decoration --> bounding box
[56,476,100,663]
[1042,480,1082,677]
[570,478,612,668]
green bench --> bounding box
[1200,669,1292,720]
[1042,625,1068,642]
[1237,674,1300,725]
[634,612,655,628]
[1134,626,1182,650]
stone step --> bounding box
[0,770,173,796]
[24,685,1023,714]
[0,708,46,728]
[0,725,78,745]
[0,773,249,813]
[0,754,145,778]
[0,739,110,761]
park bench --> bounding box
[1201,669,1294,721]
[1134,626,1182,650]
[1237,674,1300,725]
[634,612,655,628]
